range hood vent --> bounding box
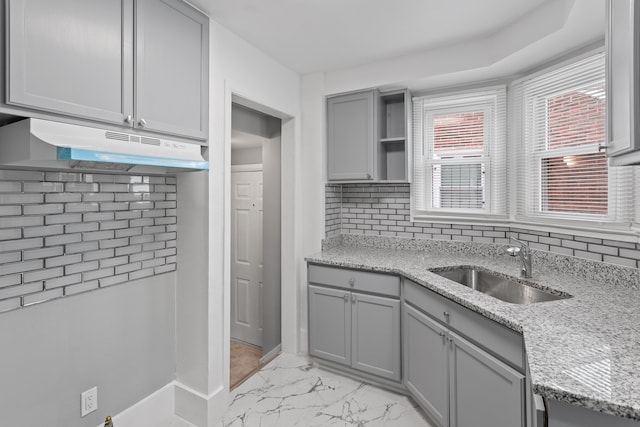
[0,119,209,174]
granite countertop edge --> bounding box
[305,245,640,422]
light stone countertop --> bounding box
[306,235,640,421]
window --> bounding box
[412,88,507,218]
[514,52,635,225]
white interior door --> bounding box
[231,169,264,347]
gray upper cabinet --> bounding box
[5,0,208,142]
[327,90,376,181]
[6,0,134,125]
[327,89,410,182]
[136,0,209,140]
[605,0,640,164]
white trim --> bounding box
[231,164,263,173]
[95,382,187,427]
[260,343,282,365]
[224,84,300,391]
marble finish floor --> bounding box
[217,353,434,426]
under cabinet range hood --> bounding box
[0,119,209,173]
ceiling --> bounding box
[190,0,605,79]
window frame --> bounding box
[409,47,639,240]
[411,86,507,221]
[513,50,635,231]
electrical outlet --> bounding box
[80,386,98,417]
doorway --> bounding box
[229,102,282,389]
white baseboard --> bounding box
[260,344,282,365]
[174,382,228,427]
[95,382,185,427]
[96,381,228,427]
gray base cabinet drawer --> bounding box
[308,264,400,297]
[405,278,524,371]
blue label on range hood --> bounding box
[57,147,209,170]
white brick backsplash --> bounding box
[64,280,99,296]
[327,183,640,268]
[22,288,63,306]
[0,229,22,240]
[45,213,82,225]
[0,169,179,312]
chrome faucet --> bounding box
[507,237,533,278]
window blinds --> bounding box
[513,52,636,225]
[413,88,507,217]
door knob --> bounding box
[349,278,355,287]
[343,294,349,301]
[124,115,133,124]
[138,118,147,127]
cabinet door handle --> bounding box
[349,278,355,287]
[366,173,372,179]
[343,294,349,301]
[443,311,450,320]
[138,118,147,127]
[124,115,133,124]
[438,332,445,337]
[598,144,609,152]
[351,295,356,303]
[447,337,453,343]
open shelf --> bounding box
[378,91,409,182]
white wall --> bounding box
[0,274,176,427]
[174,18,301,426]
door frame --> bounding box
[222,84,298,391]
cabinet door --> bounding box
[135,0,209,140]
[327,91,376,180]
[605,0,640,158]
[6,0,134,125]
[403,303,449,427]
[308,285,351,366]
[351,292,400,381]
[450,331,525,427]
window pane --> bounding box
[541,152,608,215]
[432,163,484,209]
[434,111,484,156]
[547,82,606,150]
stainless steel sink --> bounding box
[432,267,571,304]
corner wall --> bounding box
[174,17,302,426]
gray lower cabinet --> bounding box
[351,292,401,380]
[404,303,449,427]
[450,330,525,427]
[403,303,525,427]
[5,0,208,142]
[308,285,351,365]
[308,283,401,382]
